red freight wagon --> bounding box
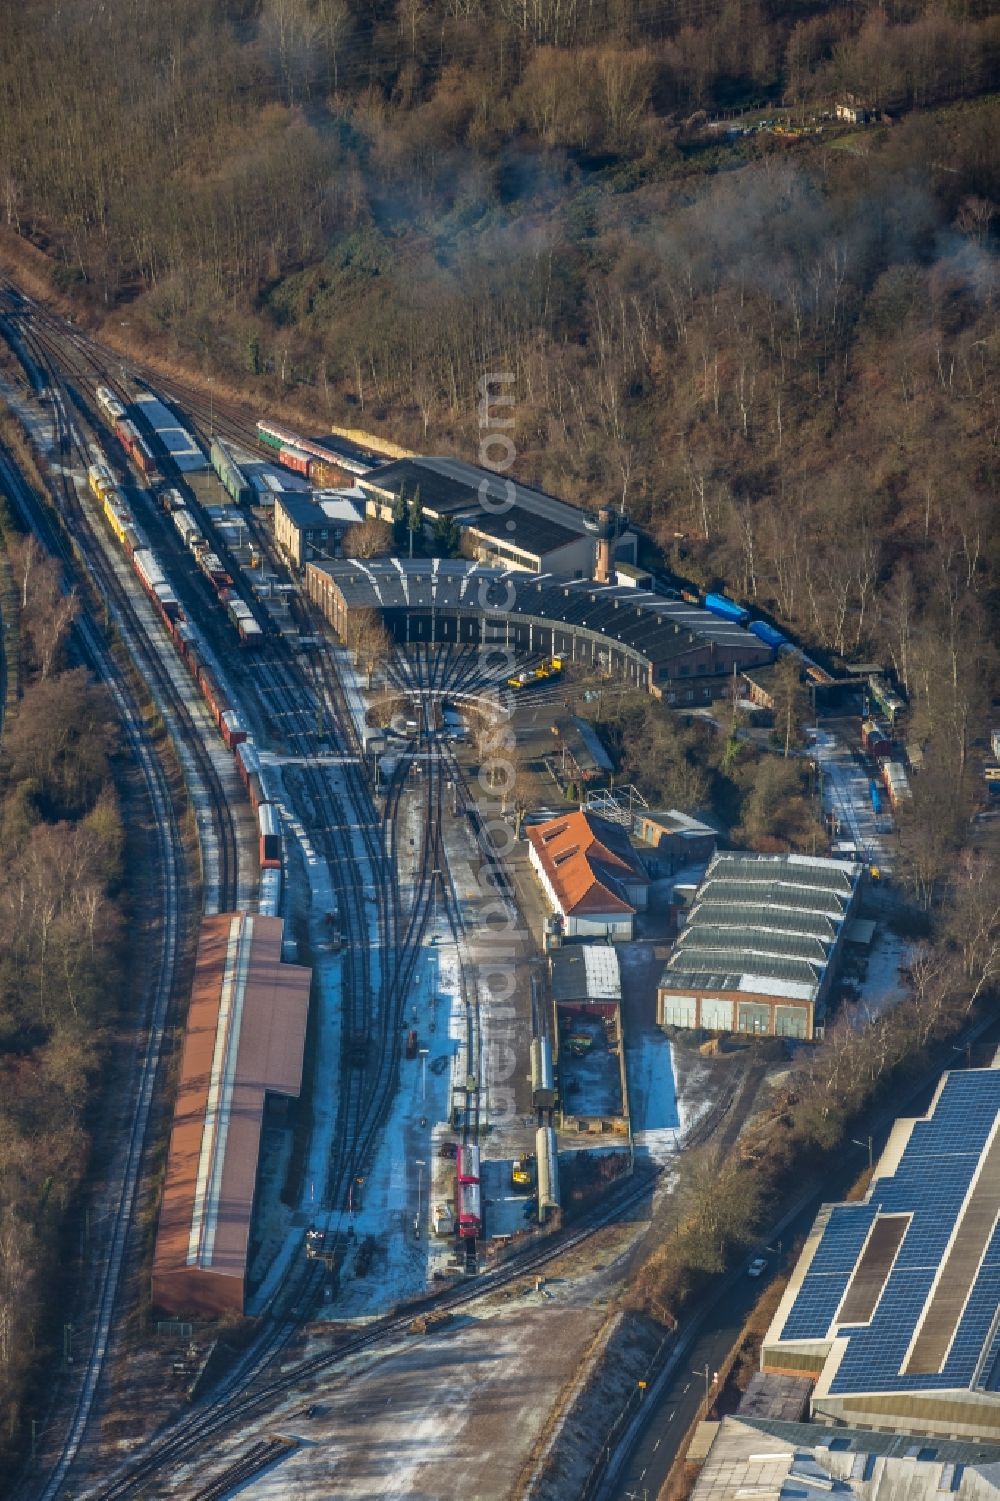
[278,444,311,478]
[455,1176,481,1239]
[220,710,248,752]
[258,803,281,868]
[456,1144,481,1185]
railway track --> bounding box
[0,296,261,1499]
[0,441,186,1501]
[0,288,742,1501]
[2,307,242,910]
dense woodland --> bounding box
[1,4,996,737]
[0,525,124,1468]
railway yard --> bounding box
[0,280,935,1501]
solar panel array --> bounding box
[776,1070,1000,1396]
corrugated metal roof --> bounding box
[550,943,622,1002]
[152,914,311,1315]
[306,560,775,675]
[659,851,859,1006]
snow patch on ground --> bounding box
[626,1030,681,1166]
[811,727,892,870]
[857,927,913,1019]
[313,921,468,1320]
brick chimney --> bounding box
[595,507,613,582]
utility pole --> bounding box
[414,1158,426,1237]
[852,1135,874,1174]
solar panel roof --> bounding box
[774,1069,1000,1397]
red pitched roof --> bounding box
[527,811,648,918]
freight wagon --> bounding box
[132,391,206,474]
[861,719,893,760]
[115,417,157,479]
[95,384,125,424]
[228,598,263,646]
[278,444,311,478]
[236,739,266,811]
[749,619,787,650]
[456,1176,481,1240]
[133,548,179,621]
[210,436,252,506]
[530,1036,556,1110]
[198,551,233,591]
[83,460,281,913]
[704,592,750,626]
[171,507,204,551]
[88,462,115,501]
[220,710,248,752]
[258,803,281,869]
[103,491,136,550]
[883,760,911,809]
[457,1144,481,1185]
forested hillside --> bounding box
[0,520,124,1470]
[0,1,997,715]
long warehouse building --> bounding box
[305,559,773,697]
[152,913,311,1319]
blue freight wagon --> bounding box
[870,780,882,814]
[749,619,787,650]
[704,592,750,626]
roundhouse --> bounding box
[305,559,772,699]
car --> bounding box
[747,1256,768,1278]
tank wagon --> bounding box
[536,1126,560,1224]
[530,1036,556,1111]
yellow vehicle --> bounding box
[88,462,115,502]
[103,489,133,548]
[507,657,563,691]
[512,1154,534,1190]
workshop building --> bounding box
[358,455,638,578]
[656,852,860,1040]
[527,810,649,941]
[304,560,773,697]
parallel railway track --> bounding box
[0,286,738,1501]
[0,438,186,1501]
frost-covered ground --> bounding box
[191,1305,606,1501]
[856,927,913,1019]
[626,1030,682,1165]
[812,727,892,869]
[315,924,468,1319]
